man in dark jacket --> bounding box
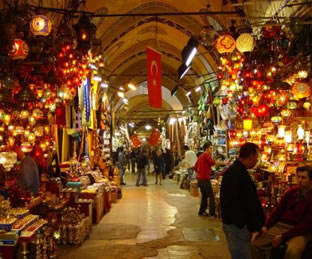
[136,148,148,186]
[221,142,264,259]
[251,166,312,259]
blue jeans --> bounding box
[223,223,252,259]
[119,166,125,184]
[136,168,147,185]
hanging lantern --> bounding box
[8,39,29,60]
[32,108,43,119]
[30,15,52,36]
[21,142,33,153]
[73,15,96,51]
[28,133,36,143]
[34,126,44,137]
[297,124,305,140]
[287,101,297,110]
[292,82,311,99]
[243,118,253,130]
[271,116,282,124]
[303,101,311,110]
[278,125,286,138]
[4,114,11,125]
[236,33,254,52]
[216,35,236,54]
[20,110,29,120]
[284,131,292,143]
[281,109,291,117]
[14,126,24,135]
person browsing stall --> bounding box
[194,141,227,217]
[16,147,40,195]
[251,166,312,259]
[220,142,265,259]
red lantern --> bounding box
[228,130,236,139]
[8,39,29,60]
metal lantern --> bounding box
[8,39,29,60]
[216,35,236,54]
[292,82,311,99]
[30,15,52,36]
[236,33,254,53]
[73,15,96,51]
[243,118,253,130]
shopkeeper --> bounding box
[16,147,40,195]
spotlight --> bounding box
[178,64,191,79]
[195,86,201,92]
[122,98,128,104]
[186,91,191,97]
[182,36,199,66]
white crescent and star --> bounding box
[150,60,159,86]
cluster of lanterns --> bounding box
[213,25,312,160]
[0,107,53,169]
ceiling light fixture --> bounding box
[186,91,191,96]
[128,83,136,90]
[182,36,199,66]
[195,86,201,92]
[117,91,124,98]
[100,82,109,88]
[145,125,152,130]
[171,85,179,96]
[178,64,191,79]
[93,75,102,82]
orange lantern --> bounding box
[8,39,29,60]
[292,82,311,99]
[216,35,236,54]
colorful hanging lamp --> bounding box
[30,15,52,36]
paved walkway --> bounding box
[58,173,230,259]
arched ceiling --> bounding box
[2,0,310,135]
[84,0,312,134]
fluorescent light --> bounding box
[145,125,152,130]
[179,65,191,79]
[195,86,201,92]
[186,91,191,96]
[93,75,102,82]
[122,98,128,104]
[117,91,124,98]
[128,122,135,128]
[185,47,197,66]
[100,82,109,88]
[128,83,136,90]
[119,86,124,90]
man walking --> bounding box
[118,147,127,185]
[221,142,265,259]
[136,148,148,186]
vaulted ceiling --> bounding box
[2,0,311,134]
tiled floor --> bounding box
[58,172,230,259]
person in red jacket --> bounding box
[195,141,227,216]
[251,166,312,259]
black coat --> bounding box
[220,159,265,233]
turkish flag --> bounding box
[148,129,160,147]
[130,134,141,147]
[146,47,162,108]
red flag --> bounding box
[148,129,160,147]
[146,47,162,108]
[130,134,141,148]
